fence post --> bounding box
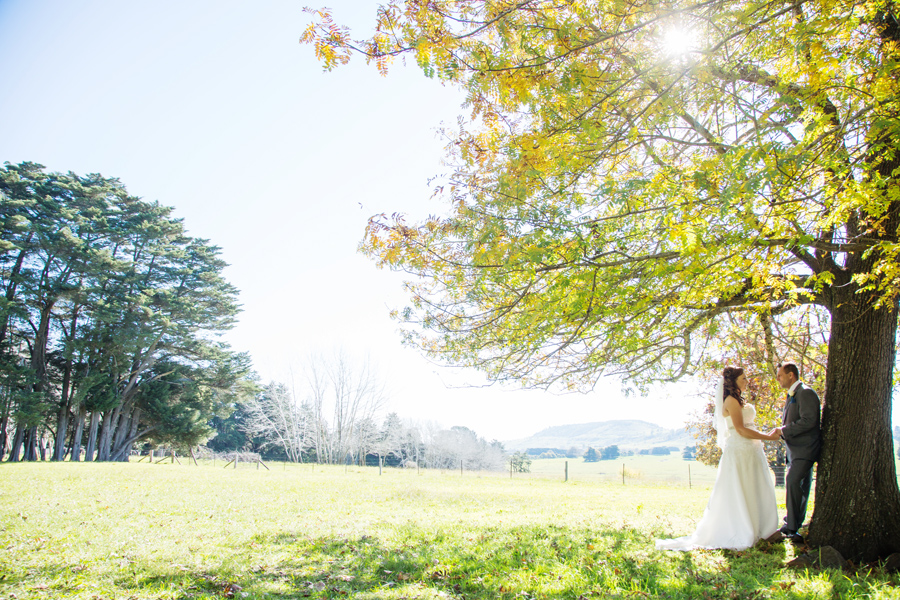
[622,463,625,485]
[379,456,382,476]
[565,460,568,482]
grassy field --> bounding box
[524,456,720,487]
[1,462,899,600]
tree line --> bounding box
[0,166,505,470]
[208,352,507,471]
[0,162,254,462]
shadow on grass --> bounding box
[89,524,900,600]
[0,525,881,600]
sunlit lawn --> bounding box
[1,461,899,599]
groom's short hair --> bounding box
[779,362,800,380]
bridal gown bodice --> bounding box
[723,404,764,449]
[729,402,756,429]
[656,404,779,551]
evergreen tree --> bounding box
[0,162,249,463]
[600,445,620,460]
[583,447,600,463]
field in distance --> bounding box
[2,462,899,600]
[523,455,719,487]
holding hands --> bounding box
[766,427,782,441]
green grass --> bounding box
[1,462,898,600]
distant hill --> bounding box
[504,420,696,452]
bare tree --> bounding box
[286,350,388,464]
[241,382,313,462]
[423,425,506,472]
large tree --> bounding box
[304,0,900,559]
[0,163,249,462]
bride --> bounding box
[656,367,781,550]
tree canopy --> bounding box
[306,0,898,388]
[303,0,900,560]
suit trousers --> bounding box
[784,457,815,532]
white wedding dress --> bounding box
[656,404,780,550]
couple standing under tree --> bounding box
[656,363,822,550]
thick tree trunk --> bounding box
[120,407,142,461]
[110,416,154,462]
[23,425,38,461]
[8,422,25,462]
[83,411,101,462]
[53,358,74,461]
[96,408,116,461]
[808,290,900,561]
[110,398,134,459]
[0,395,9,462]
[69,405,86,461]
[52,407,69,461]
[6,423,25,462]
[37,430,46,461]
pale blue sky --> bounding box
[3,1,888,438]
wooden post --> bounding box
[622,463,625,485]
[189,447,199,466]
[223,458,235,469]
[378,456,382,476]
[460,459,463,476]
[565,460,568,482]
[150,450,154,463]
[257,458,269,470]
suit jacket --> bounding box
[781,382,822,462]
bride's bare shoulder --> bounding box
[722,395,742,415]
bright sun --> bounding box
[661,25,698,58]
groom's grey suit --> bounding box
[781,382,822,532]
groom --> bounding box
[773,362,822,544]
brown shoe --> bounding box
[765,530,785,543]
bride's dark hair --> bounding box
[722,366,745,406]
